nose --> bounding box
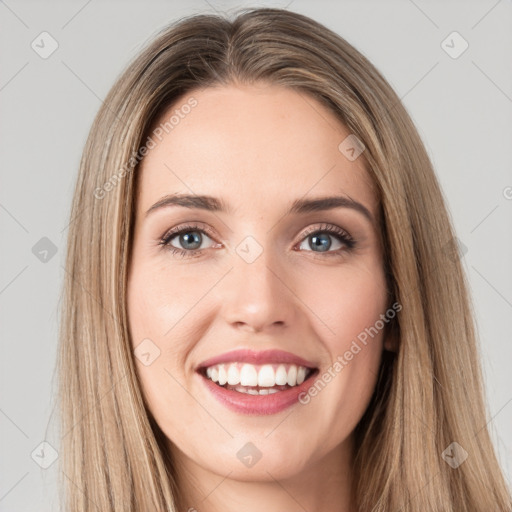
[219,246,299,334]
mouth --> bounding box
[195,349,319,414]
[197,362,318,395]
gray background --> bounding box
[1,0,511,510]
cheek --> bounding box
[301,258,389,346]
[127,257,213,354]
[126,256,228,419]
[295,261,388,417]
[126,261,204,437]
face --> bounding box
[127,83,392,486]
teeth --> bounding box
[234,386,281,395]
[275,365,288,385]
[203,362,313,389]
[218,364,227,385]
[287,365,297,386]
[240,364,258,386]
[297,366,306,385]
[257,364,275,387]
[227,364,240,385]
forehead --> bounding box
[137,83,377,219]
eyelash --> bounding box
[158,222,356,259]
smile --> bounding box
[196,350,320,414]
[202,362,314,394]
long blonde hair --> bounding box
[57,7,511,511]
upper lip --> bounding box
[196,349,318,370]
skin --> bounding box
[127,82,395,512]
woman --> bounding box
[57,7,511,511]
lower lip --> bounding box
[198,370,318,415]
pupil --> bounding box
[310,234,330,252]
[181,232,201,250]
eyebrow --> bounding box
[145,193,374,224]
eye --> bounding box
[159,222,356,259]
[296,223,355,257]
[159,223,219,258]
